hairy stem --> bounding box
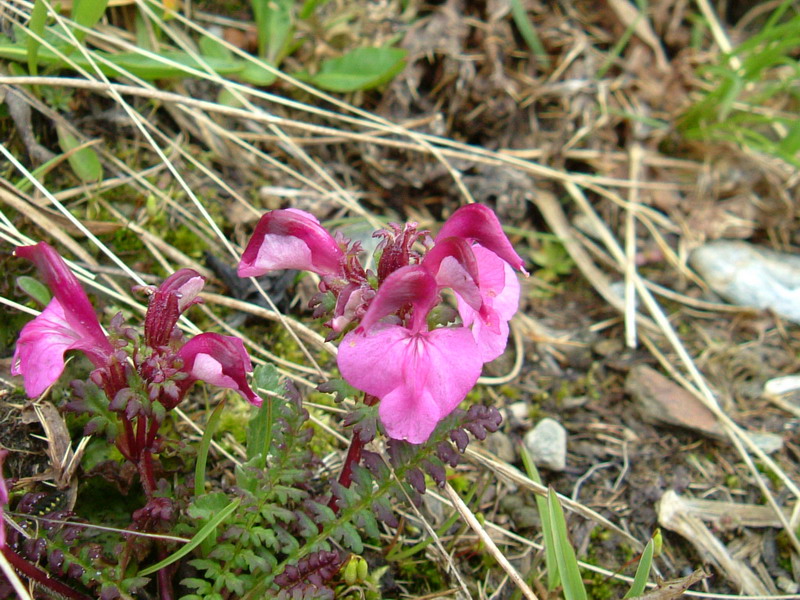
[1,545,93,600]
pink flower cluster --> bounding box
[11,243,261,418]
[238,205,524,443]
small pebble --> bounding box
[484,431,516,463]
[524,417,567,471]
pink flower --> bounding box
[456,245,520,362]
[143,268,206,349]
[13,243,261,408]
[436,204,527,274]
[338,266,483,443]
[422,235,482,311]
[177,333,262,407]
[238,208,344,277]
[11,243,113,397]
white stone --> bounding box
[524,418,567,471]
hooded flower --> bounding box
[176,333,262,407]
[338,266,483,443]
[238,208,345,277]
[13,243,261,408]
[11,243,113,397]
[143,268,206,349]
[436,204,528,274]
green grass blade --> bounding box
[194,399,227,499]
[509,0,549,68]
[520,444,559,590]
[138,497,241,577]
[548,488,587,600]
[71,0,110,43]
[26,0,48,77]
[623,538,655,598]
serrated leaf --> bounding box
[334,522,363,553]
[355,508,380,540]
[209,543,236,561]
[55,124,103,183]
[187,492,231,520]
[304,47,407,92]
[139,497,240,576]
[16,275,51,306]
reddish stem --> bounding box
[137,449,157,499]
[1,545,93,600]
[328,393,377,513]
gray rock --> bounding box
[690,240,800,323]
[747,432,783,455]
[484,431,516,463]
[524,418,567,471]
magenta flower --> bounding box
[238,208,345,277]
[436,204,528,274]
[421,236,482,311]
[11,243,113,397]
[12,243,261,408]
[177,333,262,407]
[338,266,483,443]
[456,245,520,362]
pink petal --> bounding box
[158,269,205,312]
[12,299,93,397]
[238,208,344,277]
[423,237,482,310]
[357,266,438,334]
[177,333,262,406]
[457,246,520,362]
[338,324,482,443]
[436,205,527,273]
[15,243,112,361]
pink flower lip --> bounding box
[338,324,482,443]
[238,208,344,277]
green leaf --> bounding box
[298,0,331,20]
[199,35,234,62]
[251,0,293,63]
[196,400,226,498]
[547,488,587,600]
[239,60,278,85]
[521,445,559,590]
[304,47,407,92]
[55,124,103,183]
[71,0,109,43]
[247,363,282,466]
[623,538,655,598]
[16,275,51,306]
[27,0,48,77]
[139,497,241,577]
